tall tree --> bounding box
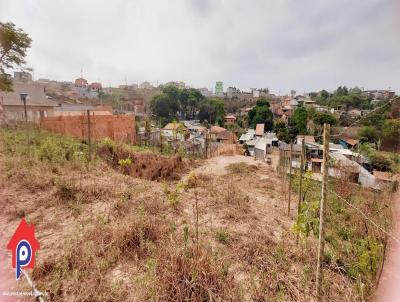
[248,98,274,130]
[0,22,32,91]
[320,90,329,100]
[382,119,400,152]
[313,112,337,127]
[292,106,308,134]
[358,126,379,148]
[198,98,225,125]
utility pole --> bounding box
[205,133,209,159]
[20,93,30,153]
[287,143,293,216]
[281,150,286,195]
[316,123,330,301]
[87,110,92,162]
[298,138,305,215]
[160,132,163,153]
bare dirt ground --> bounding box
[0,212,18,302]
[375,190,400,302]
[191,155,258,176]
[0,169,18,301]
[0,150,372,301]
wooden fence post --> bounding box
[288,143,293,216]
[316,123,330,301]
[87,110,92,162]
[298,138,305,215]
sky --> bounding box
[1,0,399,94]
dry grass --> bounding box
[226,162,259,175]
[151,242,240,301]
[97,143,186,181]
[0,128,393,301]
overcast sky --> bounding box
[1,0,399,94]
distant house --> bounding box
[295,135,321,157]
[255,124,265,136]
[89,82,102,92]
[13,71,33,83]
[278,143,302,157]
[348,109,362,118]
[133,99,145,114]
[162,122,187,141]
[198,88,212,97]
[329,152,360,183]
[310,158,324,173]
[239,129,256,144]
[215,130,237,144]
[254,133,279,161]
[140,81,153,89]
[295,135,315,145]
[339,137,359,150]
[210,125,227,140]
[246,138,257,156]
[75,78,88,88]
[209,125,236,144]
[0,81,57,123]
[224,115,236,125]
[304,99,316,107]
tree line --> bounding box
[315,86,376,110]
[150,85,225,126]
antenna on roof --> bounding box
[80,68,83,78]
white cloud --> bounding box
[1,0,399,93]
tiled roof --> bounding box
[340,137,359,146]
[210,125,227,134]
[297,135,315,144]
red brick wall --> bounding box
[40,114,135,143]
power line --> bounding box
[330,189,400,244]
[314,96,400,139]
[21,269,45,301]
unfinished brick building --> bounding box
[40,113,135,143]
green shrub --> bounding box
[215,229,230,244]
[369,153,392,171]
[118,158,132,166]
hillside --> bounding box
[0,126,393,301]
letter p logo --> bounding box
[16,240,32,280]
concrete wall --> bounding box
[40,114,135,143]
[3,105,55,123]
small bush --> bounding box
[226,162,258,174]
[215,229,230,244]
[55,179,78,201]
[370,153,392,171]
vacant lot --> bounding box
[0,127,393,301]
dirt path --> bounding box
[191,155,260,176]
[375,190,400,302]
[0,193,18,302]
